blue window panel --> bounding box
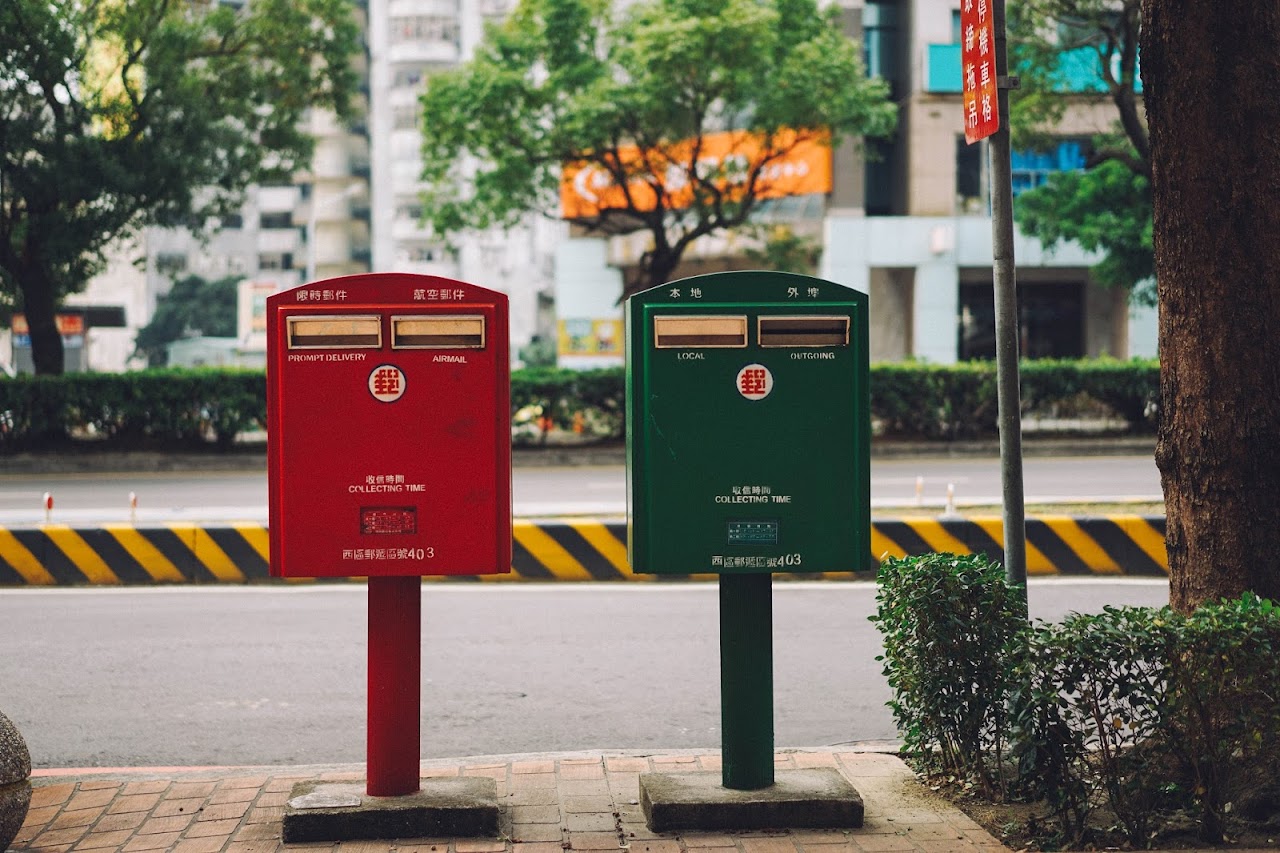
[1057,47,1108,92]
[1047,45,1144,93]
[927,43,1141,95]
[927,43,963,93]
[1010,141,1088,196]
[1056,140,1086,170]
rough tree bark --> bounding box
[1141,0,1280,610]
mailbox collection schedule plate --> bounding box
[267,273,512,578]
[625,271,871,576]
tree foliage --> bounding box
[1008,0,1152,301]
[0,0,359,374]
[742,225,821,277]
[419,0,896,298]
[133,274,240,367]
[1015,158,1154,304]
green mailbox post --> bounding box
[626,270,871,792]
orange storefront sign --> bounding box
[560,129,832,220]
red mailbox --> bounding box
[267,272,512,578]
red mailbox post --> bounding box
[267,273,512,797]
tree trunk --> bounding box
[624,239,683,301]
[17,267,66,376]
[1142,0,1280,611]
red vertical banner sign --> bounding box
[961,0,999,143]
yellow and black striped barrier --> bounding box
[0,516,1168,586]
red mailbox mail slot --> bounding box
[267,273,512,578]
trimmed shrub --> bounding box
[871,553,1028,795]
[1013,606,1172,846]
[872,553,1280,847]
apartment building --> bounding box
[825,0,1157,363]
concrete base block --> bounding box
[639,769,864,832]
[282,777,499,843]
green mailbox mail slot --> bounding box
[626,271,871,575]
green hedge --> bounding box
[510,366,625,446]
[872,358,1160,439]
[0,358,1159,451]
[0,369,267,451]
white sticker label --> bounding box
[368,364,406,403]
[735,363,773,400]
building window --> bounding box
[260,212,293,230]
[155,252,188,275]
[1011,140,1088,195]
[865,138,895,216]
[956,137,986,214]
[863,1,901,94]
[259,252,294,271]
[958,281,1084,360]
[390,15,460,45]
[957,138,1089,213]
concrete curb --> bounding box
[0,516,1168,586]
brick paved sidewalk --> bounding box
[12,750,1008,853]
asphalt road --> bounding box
[0,579,1169,769]
[0,455,1161,524]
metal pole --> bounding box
[990,0,1027,590]
[367,575,422,797]
[719,573,774,790]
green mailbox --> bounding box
[626,270,871,576]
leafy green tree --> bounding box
[1142,1,1280,610]
[742,224,821,276]
[1007,0,1152,302]
[0,0,358,374]
[419,0,895,298]
[1014,158,1154,304]
[133,274,239,367]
